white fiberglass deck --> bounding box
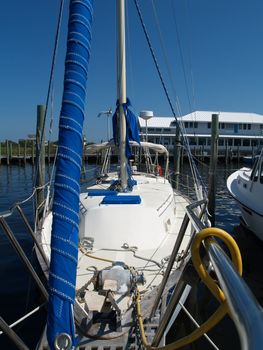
[40,172,192,293]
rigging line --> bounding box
[171,0,199,138]
[33,0,65,188]
[49,82,55,138]
[177,118,207,196]
[185,0,198,111]
[133,0,177,119]
[168,0,203,186]
[170,1,198,140]
[133,0,206,197]
[178,300,220,350]
[183,0,198,127]
[150,0,180,116]
[170,0,193,114]
[126,2,135,106]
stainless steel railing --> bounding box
[150,198,263,349]
[208,242,263,349]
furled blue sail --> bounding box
[112,98,141,158]
[47,1,93,349]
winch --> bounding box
[96,261,145,295]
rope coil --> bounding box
[135,227,242,349]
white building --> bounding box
[138,111,263,154]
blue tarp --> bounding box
[112,98,141,158]
[101,195,141,205]
[47,1,93,349]
[87,189,118,196]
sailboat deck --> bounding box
[76,173,191,290]
[38,171,193,328]
[39,174,192,291]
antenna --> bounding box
[97,107,113,141]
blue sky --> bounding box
[0,0,263,142]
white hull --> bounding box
[227,167,263,241]
[239,204,263,239]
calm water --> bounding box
[0,161,242,349]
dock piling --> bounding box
[23,140,27,165]
[35,105,46,222]
[208,113,219,226]
[6,140,10,165]
[31,139,34,165]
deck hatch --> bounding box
[87,189,118,197]
[101,195,141,205]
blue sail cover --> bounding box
[112,98,141,158]
[47,1,93,349]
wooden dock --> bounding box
[0,140,57,165]
[0,139,257,166]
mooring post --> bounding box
[10,142,13,164]
[6,140,10,165]
[0,141,2,165]
[173,126,181,190]
[35,105,46,222]
[18,141,21,164]
[31,139,35,165]
[208,113,219,226]
[23,140,27,165]
[225,140,228,165]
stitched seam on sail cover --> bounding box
[50,271,75,289]
[52,247,78,264]
[49,287,74,303]
[53,234,79,251]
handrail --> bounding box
[207,241,263,349]
[150,199,207,321]
[185,199,207,232]
[192,228,263,350]
[0,182,50,220]
[0,317,29,350]
[0,303,46,336]
[16,205,49,268]
[145,213,263,350]
[0,217,48,300]
[150,214,190,319]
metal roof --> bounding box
[138,111,263,127]
[140,133,263,139]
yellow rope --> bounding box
[191,228,242,303]
[136,289,227,350]
[79,245,114,264]
[136,227,242,349]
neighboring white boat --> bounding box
[227,152,263,241]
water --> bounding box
[0,161,242,349]
[176,160,241,232]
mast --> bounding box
[117,0,128,190]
